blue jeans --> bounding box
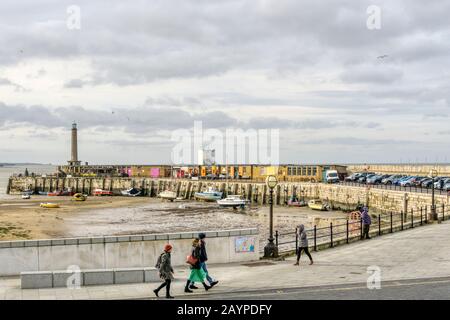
[200,262,214,284]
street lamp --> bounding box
[429,169,438,221]
[264,175,278,258]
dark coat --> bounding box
[191,245,202,269]
[158,252,174,280]
[199,239,208,262]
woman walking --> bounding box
[185,238,212,293]
[153,244,174,299]
[294,224,313,266]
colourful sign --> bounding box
[235,236,255,253]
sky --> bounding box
[0,0,449,165]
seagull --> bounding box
[377,54,388,59]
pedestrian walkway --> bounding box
[1,221,450,300]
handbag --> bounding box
[186,254,198,266]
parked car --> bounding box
[435,177,450,189]
[357,172,375,183]
[443,182,450,192]
[366,174,386,184]
[421,178,433,188]
[345,173,360,182]
[400,176,419,187]
[382,175,403,185]
[393,176,410,186]
[413,176,428,187]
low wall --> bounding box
[0,228,259,276]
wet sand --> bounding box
[0,195,349,242]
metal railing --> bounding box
[339,181,449,196]
[275,204,449,254]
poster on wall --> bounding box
[235,236,255,253]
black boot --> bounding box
[202,282,212,291]
[184,280,193,293]
[189,283,199,289]
[165,280,174,299]
[154,281,166,297]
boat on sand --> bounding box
[217,195,248,208]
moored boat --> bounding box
[194,187,223,201]
[72,193,87,201]
[40,203,60,208]
[287,196,307,207]
[158,190,177,201]
[308,199,329,211]
[217,195,248,208]
[93,189,113,196]
[120,188,142,197]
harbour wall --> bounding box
[0,228,259,276]
[7,177,449,213]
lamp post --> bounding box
[264,175,279,258]
[429,169,438,221]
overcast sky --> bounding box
[0,0,449,165]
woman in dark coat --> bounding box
[153,243,174,299]
[184,238,212,293]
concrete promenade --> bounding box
[1,220,450,300]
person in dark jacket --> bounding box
[184,238,212,293]
[153,244,174,299]
[197,233,218,287]
[361,206,371,239]
[294,224,313,266]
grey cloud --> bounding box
[64,79,90,88]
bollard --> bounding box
[443,204,445,221]
[425,206,428,224]
[275,230,279,247]
[390,212,393,233]
[346,220,349,244]
[360,217,363,240]
[313,225,317,252]
[411,209,414,228]
[420,207,423,226]
[401,211,404,230]
[330,223,333,248]
[295,228,298,251]
[378,215,381,236]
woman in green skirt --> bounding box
[184,238,212,293]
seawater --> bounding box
[0,164,56,198]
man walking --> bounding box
[197,233,218,287]
[361,206,371,239]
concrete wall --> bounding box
[0,229,259,276]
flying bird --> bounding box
[377,54,388,59]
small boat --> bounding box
[194,187,223,202]
[72,193,87,201]
[40,203,60,208]
[121,188,142,197]
[48,191,63,196]
[93,189,113,196]
[22,194,31,200]
[308,199,329,211]
[287,196,307,207]
[23,190,34,196]
[158,190,177,201]
[217,195,248,208]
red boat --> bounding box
[48,190,75,196]
[93,189,113,196]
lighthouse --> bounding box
[68,122,81,167]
